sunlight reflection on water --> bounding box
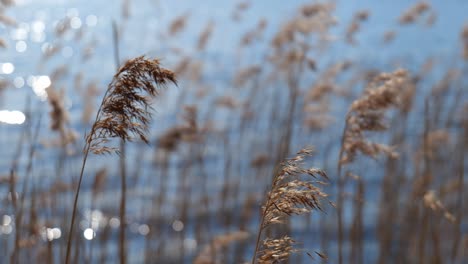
[28,75,51,100]
[0,63,15,74]
[0,110,26,125]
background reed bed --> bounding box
[0,0,467,263]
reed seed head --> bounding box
[87,56,176,154]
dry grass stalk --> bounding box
[272,2,336,50]
[0,13,16,26]
[54,17,71,37]
[158,105,199,152]
[462,24,468,60]
[240,19,267,46]
[47,88,69,133]
[336,69,409,264]
[91,168,107,197]
[81,82,99,124]
[346,10,369,45]
[425,11,437,27]
[65,56,176,264]
[197,21,214,51]
[258,236,297,263]
[383,30,396,44]
[399,1,430,25]
[0,38,6,48]
[303,61,351,130]
[252,148,328,263]
[232,1,251,21]
[215,96,238,109]
[121,0,130,19]
[340,69,409,164]
[1,0,15,7]
[193,231,250,264]
[169,13,189,36]
[87,56,176,154]
[423,190,456,223]
[41,43,62,60]
[46,87,78,155]
[233,65,261,88]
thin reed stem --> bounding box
[112,20,127,264]
[336,117,349,264]
[65,88,111,264]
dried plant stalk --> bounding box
[194,231,249,264]
[399,1,431,25]
[65,56,176,264]
[462,24,468,60]
[336,69,409,264]
[252,148,328,264]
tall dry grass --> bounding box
[64,56,176,264]
[0,1,467,263]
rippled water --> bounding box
[1,0,467,263]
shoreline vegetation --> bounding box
[1,1,467,263]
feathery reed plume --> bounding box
[0,13,16,26]
[168,13,189,36]
[1,0,14,7]
[272,2,336,50]
[240,19,267,46]
[423,190,456,223]
[345,10,369,45]
[197,20,214,51]
[87,56,176,154]
[54,17,71,37]
[462,24,468,60]
[340,69,409,164]
[383,30,396,44]
[233,65,261,88]
[399,1,430,25]
[0,78,9,93]
[303,61,351,130]
[121,0,131,19]
[47,88,69,132]
[194,231,249,264]
[0,38,6,48]
[81,82,99,124]
[425,11,437,27]
[157,105,199,152]
[336,69,409,264]
[232,1,251,21]
[65,56,176,264]
[252,148,329,263]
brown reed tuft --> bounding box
[157,105,198,152]
[423,190,456,223]
[169,13,189,36]
[0,37,6,48]
[383,30,396,44]
[462,24,468,60]
[232,1,251,21]
[87,56,176,154]
[0,13,16,26]
[399,1,430,25]
[336,68,409,264]
[240,19,267,46]
[340,69,409,164]
[252,148,328,263]
[197,21,214,51]
[1,0,15,7]
[272,2,336,50]
[65,56,176,264]
[47,88,69,133]
[346,10,369,45]
[194,231,250,264]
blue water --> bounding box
[1,0,467,263]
